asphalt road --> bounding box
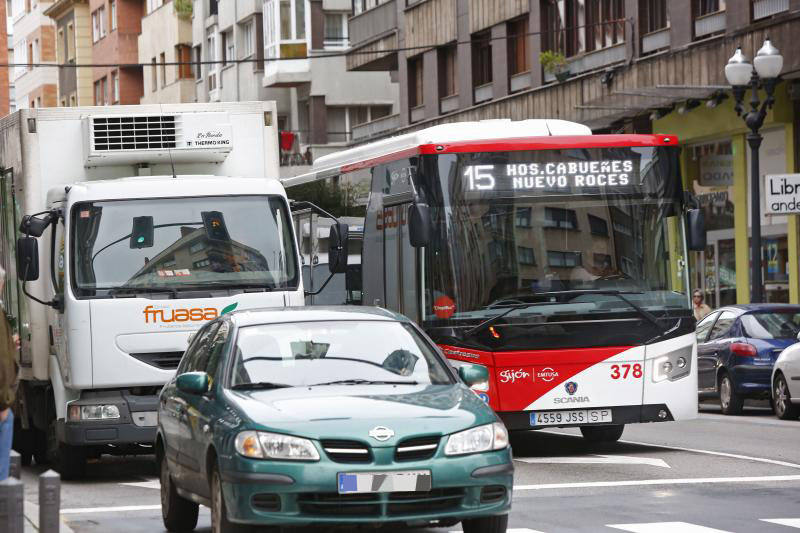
[19,400,800,533]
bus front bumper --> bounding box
[497,403,674,431]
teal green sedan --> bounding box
[157,307,513,533]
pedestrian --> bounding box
[692,289,712,321]
[0,265,19,481]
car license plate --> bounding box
[530,409,612,427]
[337,470,431,494]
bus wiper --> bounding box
[230,382,292,390]
[311,379,419,386]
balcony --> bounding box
[510,71,532,93]
[410,105,425,123]
[544,43,626,83]
[474,83,493,104]
[351,113,400,141]
[694,10,726,38]
[347,0,398,71]
[753,0,789,20]
[642,28,670,55]
[439,94,459,114]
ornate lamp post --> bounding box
[725,39,783,303]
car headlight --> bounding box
[234,431,320,461]
[444,422,508,456]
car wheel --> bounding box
[211,463,253,533]
[719,373,743,415]
[774,373,800,420]
[462,514,508,533]
[580,424,625,443]
[160,452,199,532]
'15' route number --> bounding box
[610,364,642,379]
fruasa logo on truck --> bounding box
[143,302,238,324]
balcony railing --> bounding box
[694,10,726,38]
[410,105,426,123]
[350,0,396,47]
[642,28,670,54]
[474,82,493,104]
[351,113,400,141]
[753,0,789,19]
[510,71,532,93]
[439,94,459,114]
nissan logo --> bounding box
[368,426,395,442]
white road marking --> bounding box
[120,479,161,490]
[608,522,731,533]
[762,519,800,528]
[515,454,670,468]
[61,505,162,514]
[450,529,544,533]
[514,474,800,491]
[539,429,800,470]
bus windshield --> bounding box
[420,146,691,348]
[71,195,298,297]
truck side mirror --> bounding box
[16,237,40,281]
[686,209,706,251]
[328,223,349,274]
[19,214,52,238]
[409,203,431,248]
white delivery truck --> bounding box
[0,103,347,477]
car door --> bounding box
[183,321,230,497]
[696,311,721,391]
[705,310,738,390]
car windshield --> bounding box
[740,312,800,340]
[230,320,454,388]
[71,195,298,296]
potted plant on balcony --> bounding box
[174,0,192,20]
[540,50,570,82]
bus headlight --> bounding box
[652,347,692,383]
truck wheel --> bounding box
[160,452,198,532]
[580,424,625,443]
[462,514,508,533]
[719,373,744,415]
[47,422,86,480]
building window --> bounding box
[92,6,106,42]
[27,42,32,69]
[324,13,348,49]
[641,0,668,33]
[151,57,158,91]
[588,214,609,236]
[544,207,578,230]
[69,94,76,106]
[593,253,612,270]
[438,43,457,98]
[408,56,423,109]
[177,45,192,79]
[263,0,307,60]
[209,0,218,15]
[222,30,234,65]
[193,45,202,79]
[472,30,492,87]
[110,0,117,31]
[67,23,75,62]
[146,0,164,14]
[110,70,119,102]
[517,246,536,265]
[94,77,106,105]
[240,19,254,57]
[543,0,625,58]
[515,207,532,228]
[56,29,64,63]
[507,17,529,76]
[160,52,167,87]
[548,250,582,267]
[694,0,724,16]
[207,33,217,90]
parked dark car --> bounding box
[696,304,800,415]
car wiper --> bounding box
[311,379,420,386]
[230,382,293,390]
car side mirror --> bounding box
[328,222,349,274]
[409,203,431,248]
[686,209,706,251]
[176,372,210,395]
[458,365,489,387]
[796,331,800,341]
[16,237,40,281]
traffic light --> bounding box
[129,216,154,249]
[201,211,231,242]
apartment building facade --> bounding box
[191,0,397,178]
[11,0,58,108]
[139,0,194,104]
[89,0,143,105]
[45,0,92,106]
[346,0,800,306]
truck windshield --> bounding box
[71,195,298,296]
[420,146,692,349]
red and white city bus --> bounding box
[284,119,702,442]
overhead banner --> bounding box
[765,174,800,215]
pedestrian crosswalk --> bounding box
[448,518,800,532]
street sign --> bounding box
[765,173,800,215]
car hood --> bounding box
[225,384,495,445]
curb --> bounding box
[24,500,75,533]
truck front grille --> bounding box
[129,351,184,370]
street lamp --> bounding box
[725,39,783,303]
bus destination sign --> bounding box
[463,160,639,196]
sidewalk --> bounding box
[23,500,75,533]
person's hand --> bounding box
[0,409,9,422]
[12,334,19,349]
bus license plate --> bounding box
[530,409,612,427]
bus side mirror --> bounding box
[409,203,431,248]
[328,223,349,274]
[16,237,40,281]
[686,209,706,251]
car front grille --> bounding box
[296,488,465,518]
[395,436,440,461]
[480,485,507,503]
[320,439,372,463]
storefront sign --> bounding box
[698,155,733,186]
[765,174,800,215]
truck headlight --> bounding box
[68,404,121,421]
[444,423,508,456]
[234,431,319,461]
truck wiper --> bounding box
[311,379,419,386]
[464,290,668,338]
[108,286,179,298]
[230,382,293,390]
